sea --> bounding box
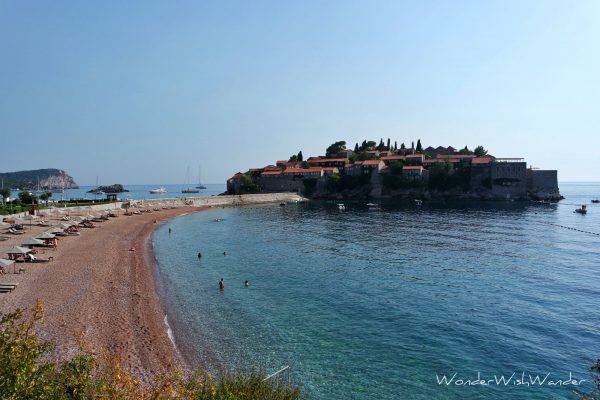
[152,182,600,400]
[7,184,226,203]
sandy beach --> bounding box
[0,206,202,379]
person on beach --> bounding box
[245,280,249,287]
[219,278,225,290]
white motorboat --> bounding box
[149,187,167,194]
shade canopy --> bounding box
[4,246,33,254]
[21,238,45,246]
[0,258,15,268]
[35,232,56,239]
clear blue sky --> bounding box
[1,0,598,184]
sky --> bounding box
[1,0,599,184]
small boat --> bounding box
[366,202,379,211]
[182,166,200,193]
[414,199,423,206]
[195,167,207,189]
[337,204,345,210]
[575,205,587,214]
[592,199,600,204]
[149,187,167,194]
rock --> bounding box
[88,184,129,193]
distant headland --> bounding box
[0,168,78,190]
[227,139,561,201]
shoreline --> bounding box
[0,206,204,380]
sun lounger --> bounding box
[26,254,54,263]
[0,283,18,293]
[8,228,25,235]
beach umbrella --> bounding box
[21,214,39,230]
[3,246,32,260]
[0,258,16,274]
[36,232,56,239]
[46,227,64,234]
[21,238,45,247]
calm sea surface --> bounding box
[153,183,600,399]
[8,183,226,202]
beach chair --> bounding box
[8,228,25,235]
[26,254,54,263]
[0,283,18,293]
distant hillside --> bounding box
[0,169,79,190]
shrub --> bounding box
[0,302,301,400]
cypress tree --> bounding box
[297,151,303,162]
[416,139,422,153]
[354,143,359,153]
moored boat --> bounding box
[149,187,167,194]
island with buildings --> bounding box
[227,140,561,201]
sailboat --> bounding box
[181,167,200,193]
[195,166,207,189]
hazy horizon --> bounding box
[1,1,598,184]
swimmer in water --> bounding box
[245,280,249,287]
[223,251,227,256]
[219,278,225,290]
[198,252,202,258]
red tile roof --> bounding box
[263,165,282,171]
[283,167,323,174]
[229,172,244,180]
[406,154,424,158]
[472,157,494,165]
[435,154,476,159]
[308,158,347,163]
[356,159,382,166]
[381,155,406,161]
[261,170,283,176]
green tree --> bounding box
[297,151,303,162]
[39,192,52,205]
[400,142,406,150]
[416,139,422,153]
[386,138,391,150]
[0,188,10,205]
[394,141,398,151]
[474,145,488,157]
[353,143,359,153]
[18,191,37,205]
[364,140,377,150]
[288,154,298,162]
[239,175,260,194]
[326,141,346,157]
[458,146,473,155]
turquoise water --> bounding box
[153,183,600,399]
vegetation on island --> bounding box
[228,137,525,199]
[87,184,129,194]
[0,169,78,190]
[0,303,301,400]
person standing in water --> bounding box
[219,278,225,290]
[244,280,249,287]
[168,227,172,235]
